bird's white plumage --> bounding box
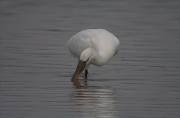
[67,29,120,66]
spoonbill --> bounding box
[67,29,120,82]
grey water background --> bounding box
[0,0,180,118]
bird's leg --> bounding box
[85,69,88,79]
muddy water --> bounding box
[0,0,180,118]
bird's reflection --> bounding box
[72,80,115,118]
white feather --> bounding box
[67,29,120,66]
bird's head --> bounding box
[71,48,94,82]
[80,48,94,64]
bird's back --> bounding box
[67,29,120,60]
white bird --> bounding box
[67,29,120,82]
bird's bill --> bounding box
[72,60,86,82]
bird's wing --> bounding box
[67,34,92,58]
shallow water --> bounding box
[0,0,180,118]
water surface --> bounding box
[0,0,180,118]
